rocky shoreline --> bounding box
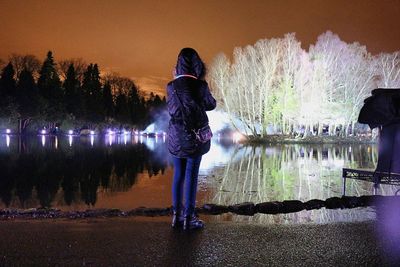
[1,195,398,220]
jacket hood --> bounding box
[175,48,205,79]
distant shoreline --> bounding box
[243,135,377,145]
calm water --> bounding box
[1,134,399,223]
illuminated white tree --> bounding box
[339,42,375,136]
[301,32,376,136]
[207,53,242,131]
[209,30,399,138]
[308,31,348,136]
[276,33,304,135]
[254,37,282,135]
[374,52,400,88]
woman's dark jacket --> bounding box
[167,77,216,158]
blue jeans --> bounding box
[172,156,202,215]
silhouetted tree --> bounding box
[64,64,83,117]
[9,54,41,81]
[58,58,87,82]
[103,81,114,119]
[0,58,5,70]
[128,83,143,124]
[37,51,64,124]
[0,62,18,118]
[115,93,130,123]
[38,51,61,99]
[16,69,40,132]
[82,64,103,122]
[0,62,16,97]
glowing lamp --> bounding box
[5,129,11,134]
[41,129,47,135]
[68,130,74,135]
[90,130,95,135]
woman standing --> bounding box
[167,48,216,230]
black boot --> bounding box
[183,213,204,230]
[171,208,183,228]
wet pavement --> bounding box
[0,217,397,266]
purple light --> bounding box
[377,200,400,262]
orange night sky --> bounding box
[1,0,400,96]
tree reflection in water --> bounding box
[2,135,400,224]
[0,136,170,209]
[209,144,400,223]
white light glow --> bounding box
[90,130,95,135]
[41,129,46,135]
[41,135,46,147]
[68,130,73,135]
[233,132,244,143]
[207,110,231,133]
[199,140,235,175]
[90,135,94,146]
[144,123,155,133]
[6,129,11,134]
[145,137,155,151]
[6,135,10,147]
[69,135,73,146]
[55,136,58,149]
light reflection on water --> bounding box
[0,135,399,224]
[41,135,45,147]
[204,144,398,224]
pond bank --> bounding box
[1,195,398,219]
[0,218,396,266]
[244,135,376,145]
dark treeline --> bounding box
[0,139,170,208]
[0,51,166,133]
